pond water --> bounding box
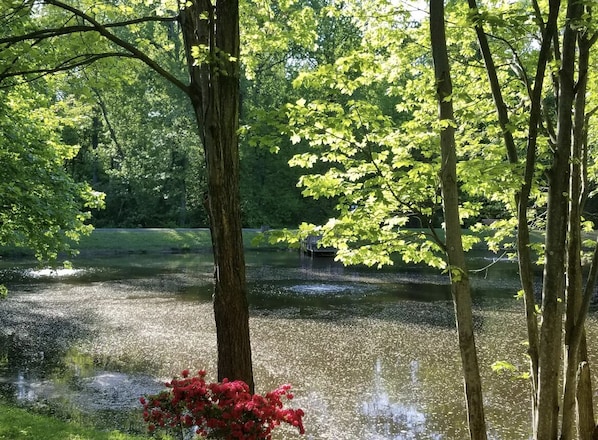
[0,249,585,439]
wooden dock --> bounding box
[301,235,337,257]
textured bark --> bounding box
[466,0,570,436]
[430,1,487,438]
[179,0,254,391]
[519,8,560,433]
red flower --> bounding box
[140,369,305,439]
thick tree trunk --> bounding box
[430,1,487,438]
[179,0,254,391]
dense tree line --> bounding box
[1,0,339,229]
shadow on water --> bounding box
[247,279,459,328]
[0,297,95,379]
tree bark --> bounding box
[430,1,487,438]
[179,0,254,391]
[576,340,596,439]
[577,361,596,439]
[535,0,576,437]
[518,8,560,434]
[562,6,589,436]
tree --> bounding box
[0,0,253,389]
[429,0,487,437]
[276,0,598,438]
[65,59,206,228]
[178,0,254,390]
[0,81,104,268]
[238,0,357,228]
[462,0,598,436]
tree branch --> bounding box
[0,15,177,46]
[4,0,191,94]
[0,52,137,87]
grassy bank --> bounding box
[0,403,152,440]
[0,228,278,258]
[76,228,215,254]
[2,226,560,260]
[74,228,288,255]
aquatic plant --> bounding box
[140,369,305,439]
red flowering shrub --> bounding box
[140,369,305,439]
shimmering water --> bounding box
[0,250,559,439]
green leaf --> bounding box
[491,361,518,374]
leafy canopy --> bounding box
[0,81,104,262]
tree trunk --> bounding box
[179,0,254,391]
[535,0,577,436]
[577,341,596,439]
[464,3,541,420]
[562,3,588,435]
[517,6,560,433]
[430,1,487,438]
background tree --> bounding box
[0,80,104,289]
[69,62,207,228]
[239,0,341,228]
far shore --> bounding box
[0,228,284,259]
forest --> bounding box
[3,0,598,438]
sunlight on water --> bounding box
[283,283,369,295]
[0,252,535,439]
[27,267,88,278]
[361,359,430,439]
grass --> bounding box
[0,228,279,258]
[76,228,215,253]
[0,403,150,440]
[75,228,283,253]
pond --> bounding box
[0,249,583,439]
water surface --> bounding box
[0,250,550,439]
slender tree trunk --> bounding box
[430,1,487,438]
[577,234,598,438]
[464,3,541,421]
[562,7,588,436]
[519,6,560,434]
[179,0,254,391]
[577,340,596,439]
[535,0,578,437]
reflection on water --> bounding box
[0,250,538,439]
[362,359,433,440]
[284,283,362,295]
